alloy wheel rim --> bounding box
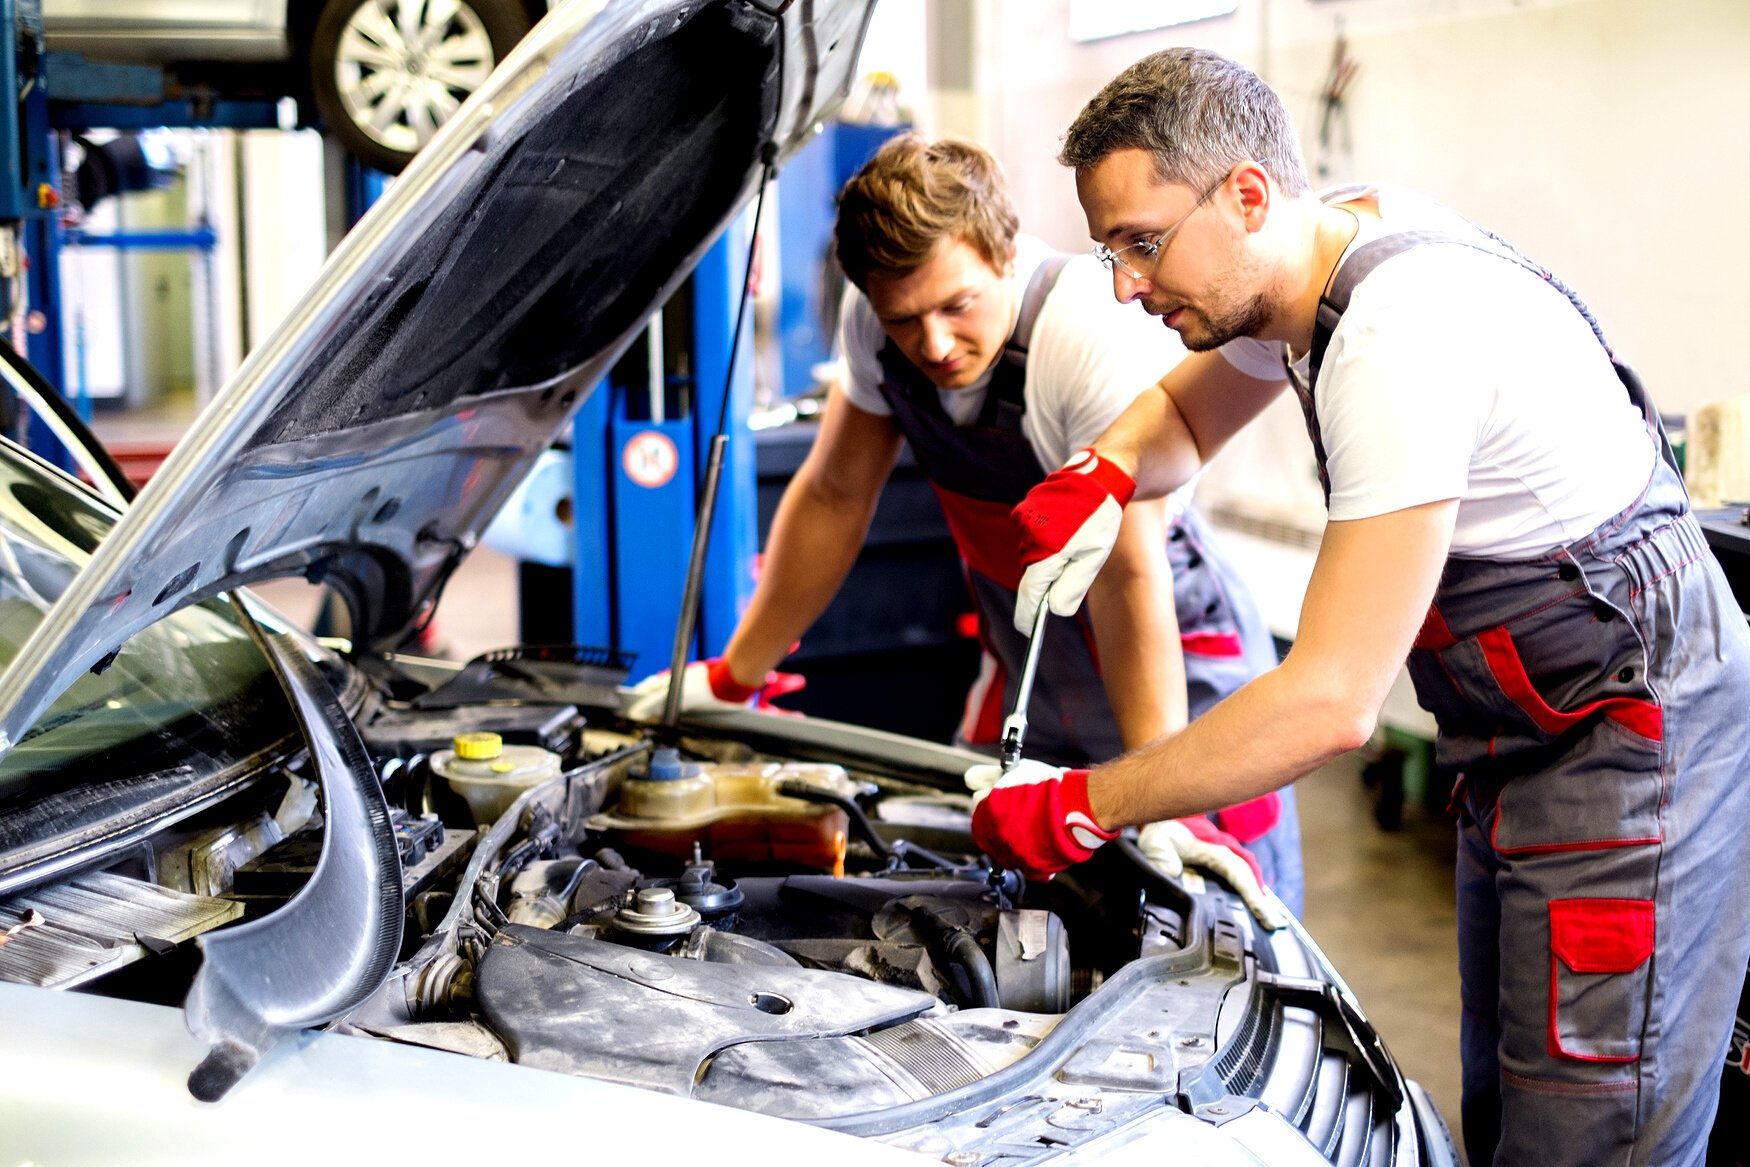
[334,0,495,155]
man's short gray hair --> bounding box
[1059,48,1310,197]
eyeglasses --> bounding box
[1092,171,1230,280]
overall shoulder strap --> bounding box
[983,254,1073,428]
[1307,228,1677,478]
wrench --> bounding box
[998,598,1051,773]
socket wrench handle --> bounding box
[998,598,1051,773]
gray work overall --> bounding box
[872,254,1303,913]
[1292,219,1750,1165]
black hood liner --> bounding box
[256,3,779,449]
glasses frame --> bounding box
[1093,169,1232,281]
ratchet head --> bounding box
[998,716,1026,773]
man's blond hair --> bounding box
[834,134,1019,290]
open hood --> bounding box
[0,0,876,757]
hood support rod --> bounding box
[659,149,779,732]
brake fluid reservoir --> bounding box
[433,732,563,826]
[591,750,854,871]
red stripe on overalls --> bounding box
[1474,625,1663,854]
[1475,626,1662,742]
[1414,604,1459,650]
[932,486,1024,590]
[1181,632,1244,658]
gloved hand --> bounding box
[964,759,1119,878]
[1137,817,1289,931]
[624,659,761,722]
[1012,448,1135,633]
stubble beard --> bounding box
[1176,292,1274,352]
[1172,241,1276,352]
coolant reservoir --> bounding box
[589,749,854,870]
[432,732,562,826]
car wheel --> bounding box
[309,0,532,173]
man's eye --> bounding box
[1135,237,1162,256]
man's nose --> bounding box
[1113,267,1149,305]
[919,316,954,361]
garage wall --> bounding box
[907,0,1749,424]
[853,0,1749,531]
[239,129,328,357]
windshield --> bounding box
[0,444,300,872]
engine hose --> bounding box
[943,928,1000,1010]
[900,899,999,1011]
[774,779,893,862]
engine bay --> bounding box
[332,678,1204,1122]
[0,646,1444,1165]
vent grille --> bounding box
[861,1021,985,1094]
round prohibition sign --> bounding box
[622,431,679,489]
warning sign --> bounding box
[622,431,679,489]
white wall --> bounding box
[856,0,1750,528]
[962,0,1750,421]
[239,129,328,356]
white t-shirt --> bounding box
[1218,187,1654,558]
[839,234,1196,513]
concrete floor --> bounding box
[1297,755,1466,1161]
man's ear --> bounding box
[1231,162,1273,233]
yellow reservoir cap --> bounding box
[453,731,504,760]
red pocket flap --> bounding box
[1181,632,1244,658]
[1549,898,1655,973]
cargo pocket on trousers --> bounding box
[1548,897,1654,1063]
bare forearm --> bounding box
[1084,659,1372,827]
[1084,502,1186,750]
[1084,501,1460,827]
[721,482,876,685]
[1096,352,1288,499]
[1093,387,1204,502]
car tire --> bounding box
[309,0,532,174]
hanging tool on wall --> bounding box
[1315,19,1359,184]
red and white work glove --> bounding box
[963,759,1119,878]
[1011,448,1135,633]
[1138,817,1289,930]
[623,659,803,722]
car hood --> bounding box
[0,0,875,757]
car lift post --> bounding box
[569,207,760,677]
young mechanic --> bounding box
[629,133,1302,917]
[967,47,1750,1166]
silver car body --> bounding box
[42,0,289,61]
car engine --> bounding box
[0,646,1453,1165]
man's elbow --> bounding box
[1279,662,1381,758]
[1318,700,1378,757]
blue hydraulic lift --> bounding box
[0,0,282,454]
[0,0,759,671]
[567,214,760,674]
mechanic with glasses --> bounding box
[628,132,1301,923]
[969,47,1750,1167]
